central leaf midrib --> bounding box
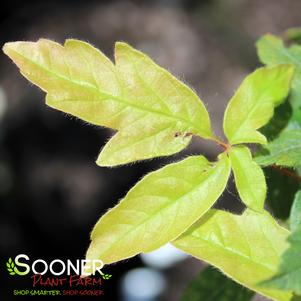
[12,49,205,135]
[186,231,278,273]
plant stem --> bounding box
[211,137,231,152]
[270,165,301,183]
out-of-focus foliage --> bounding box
[260,101,293,141]
[256,34,301,168]
[284,28,301,44]
[256,129,301,167]
[181,266,254,301]
[255,33,301,221]
[255,34,301,299]
[262,191,301,296]
[290,190,301,231]
[264,168,300,220]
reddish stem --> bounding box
[270,165,301,183]
[210,135,301,183]
[212,137,231,152]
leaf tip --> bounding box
[2,42,16,57]
[115,41,137,58]
[95,153,114,168]
[114,41,134,62]
[256,33,279,46]
[115,41,131,51]
[64,38,84,48]
[95,157,107,167]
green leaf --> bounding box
[290,190,301,232]
[257,34,301,166]
[96,119,192,167]
[85,153,230,268]
[256,34,301,110]
[173,209,292,301]
[255,129,301,167]
[180,266,254,301]
[3,39,213,166]
[223,65,294,145]
[229,146,266,211]
[256,34,301,66]
[284,28,301,44]
[261,226,301,296]
[256,34,301,168]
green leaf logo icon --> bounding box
[101,273,112,280]
[6,258,16,276]
[99,270,112,280]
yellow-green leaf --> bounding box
[223,65,294,145]
[173,209,292,301]
[97,117,191,167]
[86,153,230,268]
[229,146,266,212]
[3,39,213,166]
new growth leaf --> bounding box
[86,154,230,267]
[3,39,213,166]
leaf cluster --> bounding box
[2,35,300,301]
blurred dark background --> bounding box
[0,1,300,300]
